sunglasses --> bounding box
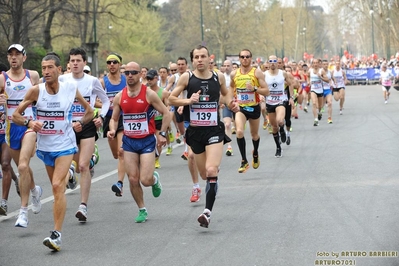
[170,69,177,72]
[124,70,140,75]
[210,62,214,64]
[269,59,277,63]
[146,77,155,81]
[106,60,119,65]
[240,55,251,59]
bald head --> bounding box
[125,62,140,71]
[223,59,232,74]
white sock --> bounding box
[31,186,38,196]
[193,183,200,189]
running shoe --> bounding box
[267,123,273,134]
[318,112,322,120]
[152,171,162,198]
[155,158,161,169]
[135,209,148,223]
[75,205,87,222]
[339,109,343,115]
[166,146,172,156]
[168,132,175,143]
[93,144,99,165]
[190,187,202,202]
[385,100,388,104]
[67,164,78,190]
[238,161,249,173]
[31,185,43,214]
[313,120,319,126]
[327,118,333,124]
[280,126,286,143]
[111,182,123,197]
[262,120,268,130]
[225,147,233,156]
[231,127,236,134]
[275,148,282,158]
[321,107,325,113]
[176,132,181,144]
[181,151,188,160]
[197,209,211,228]
[304,106,308,113]
[252,152,260,169]
[15,210,28,228]
[286,135,291,145]
[43,231,61,251]
[0,202,7,216]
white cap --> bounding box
[83,65,91,72]
[8,44,26,55]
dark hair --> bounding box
[232,62,239,67]
[159,66,168,72]
[190,45,209,62]
[239,49,252,57]
[46,51,60,59]
[42,54,61,67]
[68,47,87,62]
[177,56,188,64]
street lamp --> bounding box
[386,17,391,58]
[200,0,204,44]
[303,26,307,53]
[281,14,285,58]
[369,9,375,54]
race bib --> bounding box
[123,113,149,137]
[107,91,118,110]
[72,96,90,120]
[236,89,255,104]
[190,102,218,126]
[36,110,66,135]
[7,99,34,123]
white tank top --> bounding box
[35,82,78,152]
[380,70,393,86]
[333,69,345,88]
[59,73,105,120]
[310,68,323,94]
[265,70,287,105]
[3,70,35,124]
[319,69,331,90]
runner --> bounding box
[168,45,239,227]
[379,64,394,104]
[230,49,269,172]
[331,60,349,115]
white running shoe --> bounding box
[15,211,28,228]
[43,231,62,251]
[75,205,87,222]
[31,186,43,214]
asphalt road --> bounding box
[1,84,399,266]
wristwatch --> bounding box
[23,119,31,127]
[253,87,258,92]
[159,131,167,138]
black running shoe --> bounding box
[318,112,322,120]
[286,136,291,145]
[275,148,282,158]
